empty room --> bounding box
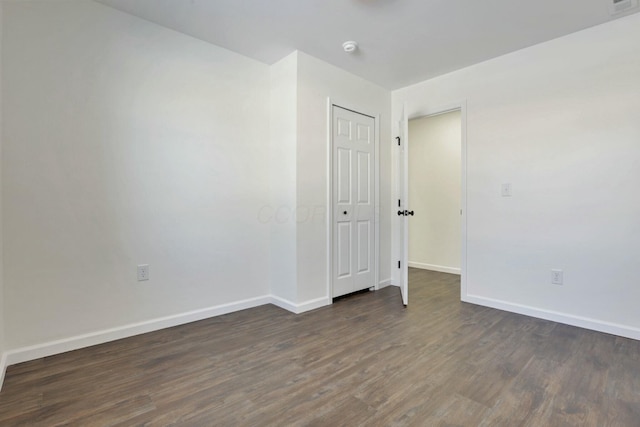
[0,0,639,425]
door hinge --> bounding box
[396,136,401,146]
[398,261,401,269]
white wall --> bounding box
[269,52,298,303]
[408,111,461,274]
[3,0,272,349]
[0,1,394,372]
[393,13,640,339]
[296,52,392,303]
[266,51,393,309]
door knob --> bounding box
[397,210,405,216]
[397,210,414,216]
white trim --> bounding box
[271,295,331,314]
[270,295,299,313]
[327,98,381,298]
[408,262,461,275]
[4,295,272,367]
[408,102,465,121]
[460,102,468,300]
[374,114,381,291]
[296,297,331,313]
[463,294,640,341]
[0,352,7,391]
[326,98,333,304]
[378,279,392,289]
[0,293,333,388]
[0,0,5,392]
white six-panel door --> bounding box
[332,106,375,298]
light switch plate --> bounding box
[501,183,512,197]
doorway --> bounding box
[408,110,462,276]
[395,102,466,306]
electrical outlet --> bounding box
[551,269,563,285]
[137,264,149,281]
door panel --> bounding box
[338,118,351,137]
[337,222,352,278]
[333,106,375,298]
[357,220,370,273]
[357,152,370,204]
[356,123,370,142]
[337,148,352,204]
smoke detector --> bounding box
[342,41,358,53]
[608,0,638,15]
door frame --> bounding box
[326,98,381,301]
[400,100,468,300]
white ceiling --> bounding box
[95,0,638,90]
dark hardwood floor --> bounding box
[1,268,639,426]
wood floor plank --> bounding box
[1,269,639,425]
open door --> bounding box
[397,105,410,306]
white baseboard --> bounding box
[408,261,461,275]
[296,296,331,313]
[1,293,332,380]
[269,295,298,313]
[378,279,392,289]
[0,293,334,390]
[463,294,640,341]
[270,295,331,314]
[6,290,635,392]
[3,295,272,369]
